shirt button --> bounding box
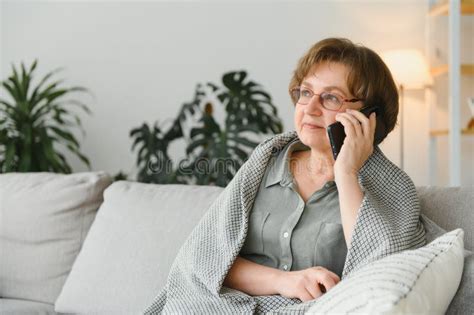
[283,232,289,238]
[283,265,288,271]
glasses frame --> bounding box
[290,86,364,112]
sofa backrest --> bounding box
[55,181,224,314]
[0,172,112,305]
[417,186,473,251]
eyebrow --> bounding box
[301,81,349,96]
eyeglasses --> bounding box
[290,86,363,111]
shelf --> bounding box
[430,128,474,136]
[429,0,474,16]
[430,64,474,77]
[427,0,473,185]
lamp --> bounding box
[381,49,432,170]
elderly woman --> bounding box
[144,38,426,314]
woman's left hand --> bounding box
[333,109,376,178]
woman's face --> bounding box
[294,62,363,152]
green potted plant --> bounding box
[0,60,91,173]
[130,70,283,187]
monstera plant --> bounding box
[0,60,91,173]
[130,71,283,187]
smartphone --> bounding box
[327,105,385,160]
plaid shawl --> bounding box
[143,131,426,314]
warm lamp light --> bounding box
[381,49,433,89]
[381,49,432,170]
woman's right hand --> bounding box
[275,266,341,302]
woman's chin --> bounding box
[298,133,331,151]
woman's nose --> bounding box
[304,96,323,116]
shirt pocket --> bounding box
[314,222,348,278]
[241,211,270,255]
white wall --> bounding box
[1,0,434,185]
[0,1,3,90]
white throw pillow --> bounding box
[55,182,224,314]
[306,229,464,315]
[0,172,112,305]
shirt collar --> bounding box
[265,139,310,188]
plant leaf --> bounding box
[0,60,91,172]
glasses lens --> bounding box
[291,88,301,104]
[291,88,300,104]
[298,87,313,105]
[321,93,342,110]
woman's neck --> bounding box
[292,149,335,182]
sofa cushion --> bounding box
[417,186,473,251]
[0,298,57,315]
[416,214,473,315]
[446,250,474,314]
[306,229,465,314]
[0,172,112,305]
[55,182,224,314]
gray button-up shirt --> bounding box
[240,139,347,277]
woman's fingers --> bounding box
[304,282,323,301]
[342,111,363,133]
[311,266,340,283]
[323,269,341,284]
[346,109,376,141]
[335,113,358,138]
[369,112,377,140]
[289,268,342,302]
[317,273,337,292]
[300,287,319,302]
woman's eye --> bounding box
[301,89,312,97]
[323,93,340,103]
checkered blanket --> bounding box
[143,131,426,314]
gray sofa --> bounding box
[0,172,472,314]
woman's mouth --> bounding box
[303,123,324,130]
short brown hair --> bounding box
[289,38,399,143]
